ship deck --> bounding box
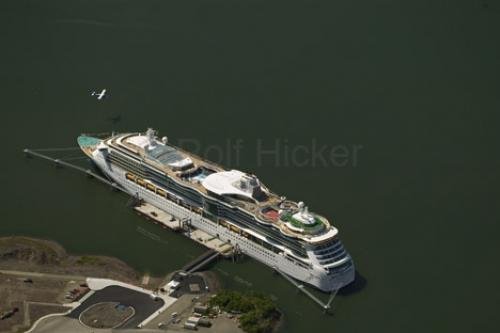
[111,134,283,215]
[106,133,335,243]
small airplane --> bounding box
[91,89,106,100]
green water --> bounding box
[1,1,499,332]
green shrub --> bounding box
[209,290,281,333]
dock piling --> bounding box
[23,148,32,158]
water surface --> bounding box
[1,1,499,332]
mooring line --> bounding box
[60,156,89,161]
[273,266,336,313]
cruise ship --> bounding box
[77,129,355,292]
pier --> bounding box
[24,148,233,254]
[134,203,234,255]
[24,147,337,312]
[134,202,182,231]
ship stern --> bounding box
[315,260,356,292]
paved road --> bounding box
[0,269,86,281]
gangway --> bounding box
[182,249,219,273]
[186,251,220,273]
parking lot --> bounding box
[68,285,165,328]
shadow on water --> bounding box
[338,270,367,296]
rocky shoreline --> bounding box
[0,236,160,287]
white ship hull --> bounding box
[91,150,354,292]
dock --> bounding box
[24,148,233,254]
[188,229,233,255]
[134,203,182,231]
[24,147,337,313]
[134,203,233,256]
[24,148,234,258]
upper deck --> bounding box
[100,129,338,243]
